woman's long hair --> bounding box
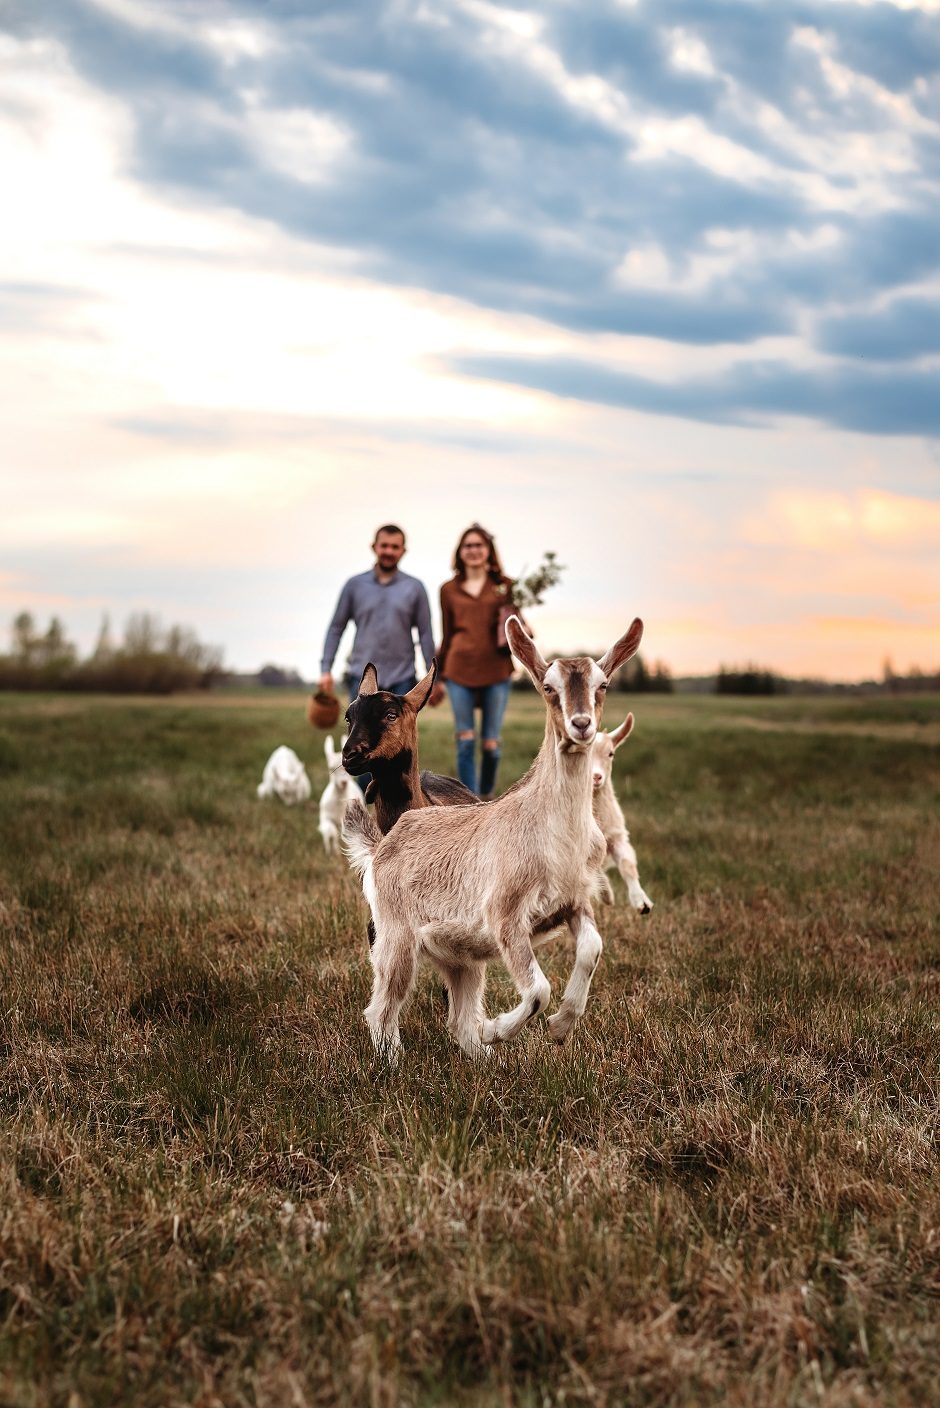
[452,523,505,582]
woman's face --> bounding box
[459,533,490,569]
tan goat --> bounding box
[591,718,653,914]
[343,615,643,1061]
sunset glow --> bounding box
[3,3,939,680]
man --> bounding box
[319,524,444,704]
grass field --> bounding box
[0,688,938,1407]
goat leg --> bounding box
[546,908,603,1044]
[480,924,551,1045]
[438,960,490,1059]
[364,924,417,1065]
[611,836,653,913]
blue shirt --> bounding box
[320,568,435,686]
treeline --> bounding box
[882,662,940,694]
[713,660,940,696]
[615,655,674,692]
[716,664,782,696]
[0,612,225,693]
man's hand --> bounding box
[429,681,447,708]
[319,672,334,694]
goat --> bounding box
[343,614,643,1062]
[257,745,312,805]
[591,718,653,914]
[341,661,477,836]
[318,736,364,854]
[342,661,477,953]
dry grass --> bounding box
[0,691,937,1407]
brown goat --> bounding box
[341,661,477,956]
[341,660,477,836]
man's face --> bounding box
[372,532,406,572]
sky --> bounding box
[2,0,939,681]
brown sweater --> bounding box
[438,575,514,687]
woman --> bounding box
[438,524,517,798]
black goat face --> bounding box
[341,691,406,774]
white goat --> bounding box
[257,745,312,806]
[591,718,653,914]
[343,615,643,1061]
[318,736,363,854]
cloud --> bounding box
[448,350,940,436]
[816,294,940,360]
[0,280,101,336]
[109,407,577,457]
[13,0,939,358]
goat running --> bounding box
[591,718,653,914]
[344,615,643,1061]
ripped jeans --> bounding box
[445,679,512,797]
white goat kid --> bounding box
[257,745,312,805]
[343,615,644,1062]
[318,736,363,854]
[591,717,653,914]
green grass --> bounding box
[0,690,938,1407]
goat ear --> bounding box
[358,662,379,696]
[404,659,437,713]
[505,614,547,684]
[610,713,634,749]
[597,618,643,680]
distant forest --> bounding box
[0,613,224,693]
[1,613,937,696]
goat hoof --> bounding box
[482,1014,521,1044]
[639,902,652,915]
[546,1012,571,1045]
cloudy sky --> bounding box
[3,0,939,680]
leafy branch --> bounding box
[507,551,565,610]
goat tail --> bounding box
[342,801,381,878]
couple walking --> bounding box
[319,523,516,799]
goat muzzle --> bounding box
[342,748,370,775]
[568,714,596,744]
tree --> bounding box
[36,617,76,668]
[123,612,163,655]
[716,663,778,695]
[651,660,674,693]
[92,614,114,659]
[12,611,36,664]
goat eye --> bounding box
[384,710,398,722]
[543,685,556,697]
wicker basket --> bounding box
[306,690,340,729]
